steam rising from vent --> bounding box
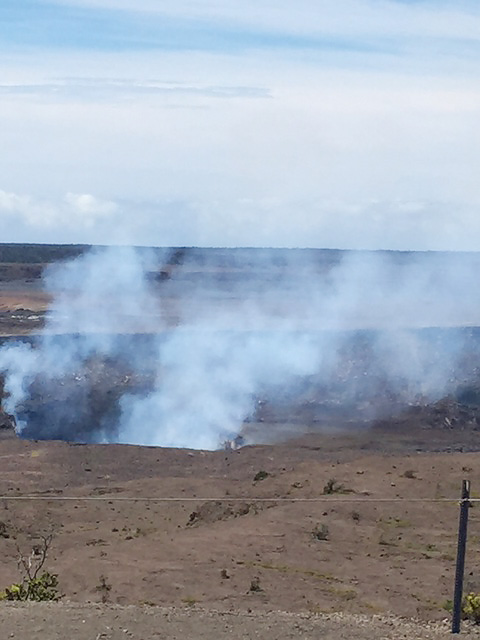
[1,246,480,449]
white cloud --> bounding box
[0,190,118,231]
[1,1,479,250]
[0,78,270,102]
[63,193,118,224]
[1,190,480,251]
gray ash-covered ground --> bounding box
[0,309,46,333]
[2,327,480,446]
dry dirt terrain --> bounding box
[1,430,480,634]
[2,246,480,638]
[2,603,479,640]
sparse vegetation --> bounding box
[380,516,411,529]
[0,533,60,602]
[249,576,263,593]
[0,571,59,602]
[322,478,353,494]
[187,501,261,527]
[248,561,337,583]
[442,599,453,613]
[0,521,9,539]
[312,524,330,541]
[124,526,144,540]
[378,535,397,547]
[328,586,357,601]
[95,576,112,604]
[444,593,480,624]
[462,592,480,624]
[253,470,270,482]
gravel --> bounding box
[1,604,480,640]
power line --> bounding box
[0,495,475,503]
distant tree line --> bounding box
[0,244,89,264]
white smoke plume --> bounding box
[1,246,480,449]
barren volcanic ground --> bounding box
[2,245,480,638]
[2,431,480,638]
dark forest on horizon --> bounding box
[1,242,480,267]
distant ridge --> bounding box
[1,243,480,266]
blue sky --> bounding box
[1,0,480,249]
[0,0,388,52]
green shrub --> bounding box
[0,571,60,602]
[443,592,480,624]
[463,592,480,623]
[253,470,269,482]
[0,533,61,602]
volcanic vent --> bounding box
[1,246,480,449]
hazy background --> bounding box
[1,0,479,250]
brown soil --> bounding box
[0,430,480,626]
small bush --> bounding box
[249,576,263,592]
[0,532,61,602]
[253,470,269,482]
[463,592,480,623]
[442,599,453,613]
[95,576,112,604]
[312,524,329,541]
[0,571,59,602]
[323,478,344,494]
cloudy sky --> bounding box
[1,0,479,249]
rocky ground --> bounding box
[2,603,479,640]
